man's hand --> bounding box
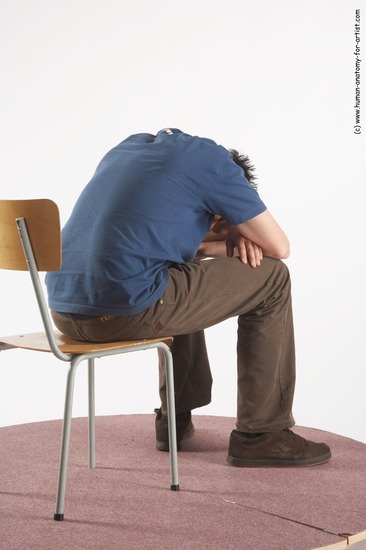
[226,230,263,268]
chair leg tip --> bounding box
[170,484,180,491]
[54,513,64,521]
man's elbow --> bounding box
[280,245,290,259]
[269,239,290,260]
[276,240,290,259]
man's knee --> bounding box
[265,257,291,288]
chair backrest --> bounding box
[0,199,69,359]
[0,199,61,271]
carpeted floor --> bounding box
[0,415,365,550]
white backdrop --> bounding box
[1,0,365,443]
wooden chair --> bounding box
[0,199,179,521]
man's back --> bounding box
[46,129,265,316]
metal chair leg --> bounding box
[88,358,96,469]
[54,359,79,521]
[162,343,179,490]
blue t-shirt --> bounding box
[46,129,266,316]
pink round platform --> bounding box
[1,415,365,550]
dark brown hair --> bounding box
[229,149,257,189]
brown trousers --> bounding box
[52,257,296,432]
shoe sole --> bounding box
[227,450,332,467]
[156,425,195,452]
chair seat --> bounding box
[0,330,173,354]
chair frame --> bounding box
[0,199,179,521]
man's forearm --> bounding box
[202,229,228,242]
[196,240,236,259]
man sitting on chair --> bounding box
[46,128,331,468]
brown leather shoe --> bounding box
[155,408,195,451]
[227,429,331,467]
